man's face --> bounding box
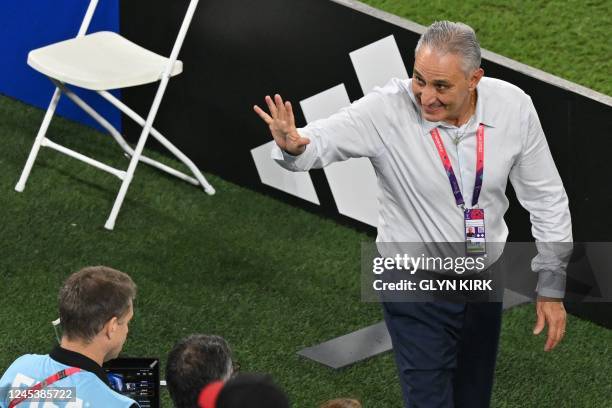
[412,47,481,123]
[105,302,134,361]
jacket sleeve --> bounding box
[271,90,385,171]
[509,95,573,298]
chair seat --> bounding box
[27,31,183,90]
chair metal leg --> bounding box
[15,88,62,192]
[18,0,206,230]
[98,90,215,195]
[57,84,205,187]
[104,76,172,230]
[47,81,213,230]
[54,81,133,154]
[148,128,215,194]
[105,0,206,229]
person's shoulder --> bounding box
[357,77,413,114]
[2,354,46,372]
[347,77,409,116]
[0,354,47,388]
[10,353,46,363]
[371,77,411,97]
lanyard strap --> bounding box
[8,367,82,408]
[430,123,485,208]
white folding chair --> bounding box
[15,0,214,230]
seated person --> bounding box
[166,334,233,408]
[0,266,138,407]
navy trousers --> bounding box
[382,301,503,408]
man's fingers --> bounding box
[265,95,277,118]
[533,308,545,335]
[553,325,565,350]
[544,321,558,351]
[545,320,563,351]
[274,94,286,120]
[286,101,296,128]
[545,315,566,351]
[297,136,310,147]
[542,308,567,351]
[253,105,272,124]
[557,322,566,346]
[256,93,301,149]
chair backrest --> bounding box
[77,0,200,75]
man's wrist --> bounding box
[282,145,305,157]
[537,295,563,302]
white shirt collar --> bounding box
[405,78,496,135]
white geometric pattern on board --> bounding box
[300,84,379,227]
[252,35,409,226]
[251,141,320,204]
[349,34,409,94]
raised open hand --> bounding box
[253,94,310,156]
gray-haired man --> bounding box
[254,21,571,407]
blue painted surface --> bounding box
[0,0,121,131]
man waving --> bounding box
[254,21,571,408]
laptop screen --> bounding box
[103,357,160,408]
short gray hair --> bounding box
[415,21,481,74]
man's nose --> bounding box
[420,87,437,106]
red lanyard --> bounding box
[8,367,82,408]
[430,124,485,208]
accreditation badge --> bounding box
[464,208,486,255]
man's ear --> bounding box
[470,67,485,91]
[103,316,119,339]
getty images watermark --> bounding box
[361,242,504,302]
[372,253,490,290]
[359,242,612,303]
[368,251,498,302]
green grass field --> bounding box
[1,1,611,407]
[361,0,612,97]
[1,99,611,407]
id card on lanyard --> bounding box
[430,124,486,255]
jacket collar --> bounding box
[50,345,110,386]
